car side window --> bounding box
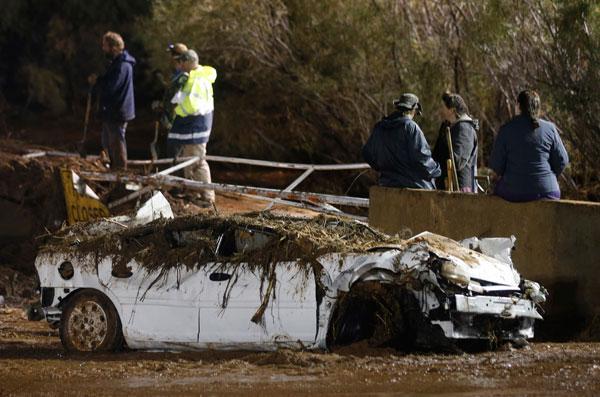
[215,229,236,257]
[215,227,275,257]
[235,228,273,253]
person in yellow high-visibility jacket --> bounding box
[167,50,216,207]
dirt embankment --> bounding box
[0,139,320,303]
[0,141,106,275]
[1,307,600,396]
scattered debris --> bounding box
[39,213,399,273]
[0,266,38,305]
[0,139,312,282]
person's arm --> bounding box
[408,124,441,179]
[199,66,217,83]
[489,129,507,176]
[106,62,131,97]
[451,123,475,172]
[549,126,569,175]
[92,63,123,100]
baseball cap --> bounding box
[393,93,423,115]
[166,43,188,59]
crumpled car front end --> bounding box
[318,232,547,350]
[419,232,546,342]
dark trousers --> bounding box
[102,121,128,169]
[166,140,183,159]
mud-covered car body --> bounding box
[35,217,546,352]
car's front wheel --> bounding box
[59,290,122,352]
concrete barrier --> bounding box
[369,187,600,340]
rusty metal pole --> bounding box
[79,171,370,208]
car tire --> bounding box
[59,290,123,353]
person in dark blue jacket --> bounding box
[89,31,136,169]
[490,90,569,202]
[362,93,441,189]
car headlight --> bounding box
[58,261,74,280]
[441,261,470,288]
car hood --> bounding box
[318,231,520,293]
[407,232,520,286]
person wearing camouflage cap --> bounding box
[166,43,188,72]
[362,93,441,189]
[392,93,422,116]
[154,43,190,130]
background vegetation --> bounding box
[1,0,598,198]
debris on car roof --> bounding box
[41,213,406,272]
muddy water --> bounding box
[1,307,599,396]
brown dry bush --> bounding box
[136,0,599,197]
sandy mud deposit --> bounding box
[1,307,600,396]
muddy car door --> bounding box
[198,227,317,349]
[97,258,201,345]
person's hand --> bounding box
[87,73,97,86]
[151,100,163,113]
[160,114,172,131]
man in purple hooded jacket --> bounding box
[89,31,136,169]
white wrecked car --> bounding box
[34,214,546,352]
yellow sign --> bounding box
[60,168,110,225]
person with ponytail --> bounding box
[432,92,479,192]
[490,90,569,202]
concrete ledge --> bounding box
[369,186,600,340]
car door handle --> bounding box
[209,272,231,282]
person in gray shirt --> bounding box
[432,92,479,192]
[490,90,569,202]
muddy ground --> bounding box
[1,306,599,396]
[2,131,600,396]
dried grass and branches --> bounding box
[42,212,402,270]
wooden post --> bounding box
[150,121,159,161]
[445,127,460,191]
[446,159,454,191]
